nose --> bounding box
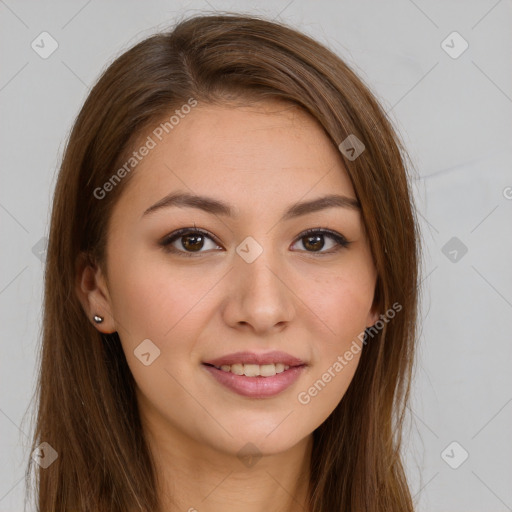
[221,243,296,335]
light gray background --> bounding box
[1,1,511,511]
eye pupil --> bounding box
[182,234,204,251]
[303,234,324,252]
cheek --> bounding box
[297,263,374,402]
[108,255,208,413]
[108,248,212,342]
[303,268,375,341]
[296,277,369,417]
[299,349,362,415]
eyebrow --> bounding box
[141,191,360,221]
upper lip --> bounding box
[203,351,306,367]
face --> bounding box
[79,100,378,458]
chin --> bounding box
[203,423,310,459]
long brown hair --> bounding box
[25,13,419,512]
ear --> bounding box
[366,303,380,328]
[75,252,117,334]
[366,285,381,328]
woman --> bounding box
[26,13,419,512]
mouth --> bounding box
[203,362,296,377]
[203,350,306,369]
[202,351,307,398]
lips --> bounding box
[202,364,306,398]
[202,351,307,398]
[203,350,306,368]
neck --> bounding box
[144,420,313,512]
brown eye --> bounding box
[160,228,222,257]
[180,233,205,252]
[291,229,350,254]
[302,233,325,252]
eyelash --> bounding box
[159,226,350,257]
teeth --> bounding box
[243,364,260,377]
[275,363,285,373]
[260,364,277,377]
[217,363,291,377]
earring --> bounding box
[93,315,104,324]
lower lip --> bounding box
[202,364,306,398]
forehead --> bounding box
[113,101,356,219]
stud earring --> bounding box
[93,315,104,324]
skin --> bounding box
[77,100,379,512]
